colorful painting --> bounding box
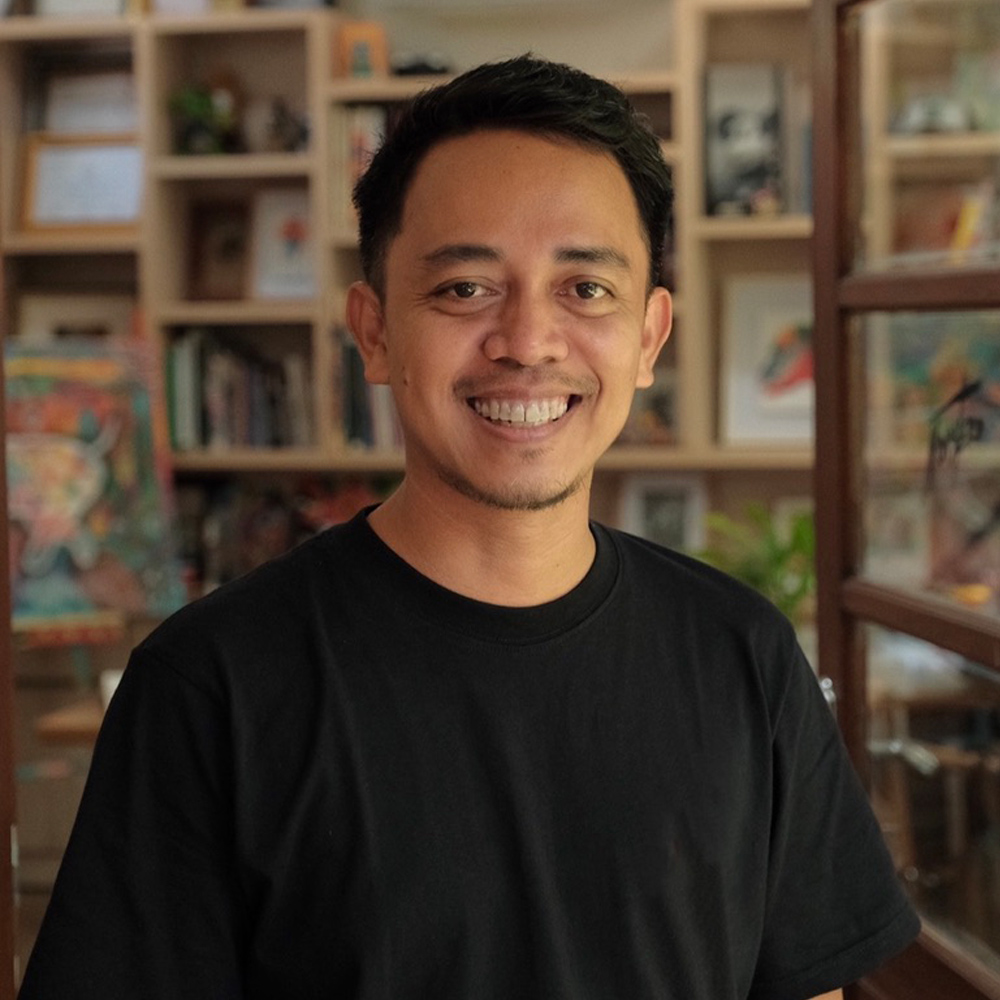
[5,340,186,641]
[721,273,814,445]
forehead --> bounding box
[395,129,643,246]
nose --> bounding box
[482,290,570,367]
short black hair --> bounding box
[353,55,673,297]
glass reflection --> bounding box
[850,0,1000,272]
[862,310,1000,614]
[868,626,1000,973]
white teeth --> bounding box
[473,397,569,427]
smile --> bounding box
[471,396,572,427]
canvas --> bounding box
[5,341,186,641]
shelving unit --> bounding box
[0,4,818,981]
[815,0,1000,995]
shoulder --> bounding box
[600,525,810,718]
[604,524,795,637]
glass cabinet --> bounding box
[814,0,1000,996]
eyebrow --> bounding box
[554,245,631,270]
[421,244,503,269]
[420,243,631,270]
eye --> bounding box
[437,281,489,299]
[573,281,610,300]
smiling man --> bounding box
[20,57,918,1000]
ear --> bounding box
[346,281,390,385]
[635,286,673,389]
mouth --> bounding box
[470,395,575,428]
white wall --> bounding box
[338,0,676,76]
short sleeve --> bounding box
[749,646,920,1000]
[18,648,249,1000]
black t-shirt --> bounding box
[20,510,919,999]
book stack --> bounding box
[167,327,314,451]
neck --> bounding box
[367,478,596,607]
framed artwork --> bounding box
[862,485,931,589]
[249,187,316,299]
[865,310,1000,450]
[190,201,250,300]
[720,273,814,446]
[336,20,390,77]
[619,473,707,553]
[4,340,186,642]
[44,70,137,134]
[16,293,136,343]
[21,133,142,232]
[704,63,783,215]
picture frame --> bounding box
[21,133,143,233]
[720,273,813,446]
[5,340,186,639]
[862,484,931,589]
[249,187,316,299]
[704,63,783,216]
[44,70,138,134]
[619,473,707,553]
[336,21,390,78]
[190,201,250,301]
[16,293,136,343]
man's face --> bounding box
[349,128,672,513]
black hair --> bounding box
[352,54,673,297]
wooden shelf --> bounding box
[156,299,319,326]
[886,131,1000,160]
[600,445,814,471]
[35,699,103,748]
[171,446,405,475]
[0,229,140,255]
[150,151,315,180]
[149,7,324,34]
[693,213,813,240]
[0,14,138,41]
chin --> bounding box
[441,468,588,513]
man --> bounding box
[20,56,919,999]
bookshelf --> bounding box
[0,3,817,980]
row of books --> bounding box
[167,326,313,450]
[339,331,402,450]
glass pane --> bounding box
[860,309,1000,615]
[848,0,1000,273]
[867,625,1000,974]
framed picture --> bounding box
[21,133,142,232]
[862,485,931,589]
[16,293,136,343]
[704,63,783,216]
[865,310,1000,450]
[720,273,813,446]
[336,21,390,77]
[249,187,316,299]
[5,340,186,641]
[619,474,707,553]
[44,70,137,134]
[190,201,250,301]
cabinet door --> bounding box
[814,0,1000,997]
